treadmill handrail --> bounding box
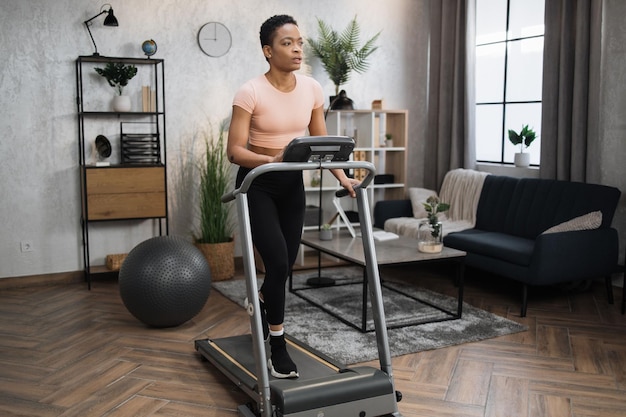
[221,160,376,203]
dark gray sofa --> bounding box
[374,175,621,316]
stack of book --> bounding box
[141,85,157,112]
[353,150,368,181]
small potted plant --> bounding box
[307,16,380,109]
[417,195,450,253]
[94,62,138,112]
[319,223,333,241]
[508,124,537,167]
[384,133,393,147]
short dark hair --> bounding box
[259,15,298,47]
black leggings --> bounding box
[236,167,305,325]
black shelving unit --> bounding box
[76,56,168,288]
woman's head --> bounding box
[259,15,302,70]
[260,15,298,48]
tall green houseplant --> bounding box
[307,16,380,96]
[193,119,235,281]
[196,120,233,244]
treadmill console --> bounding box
[283,136,355,163]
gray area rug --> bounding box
[212,267,527,365]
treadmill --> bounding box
[195,136,403,417]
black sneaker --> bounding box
[268,335,299,379]
[244,297,269,341]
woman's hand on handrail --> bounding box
[331,168,360,198]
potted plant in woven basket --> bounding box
[193,119,235,281]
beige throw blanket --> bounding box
[384,169,490,239]
[439,169,490,224]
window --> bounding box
[475,0,545,165]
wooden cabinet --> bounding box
[76,56,167,287]
[84,166,166,220]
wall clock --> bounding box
[198,22,232,57]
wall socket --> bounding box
[20,241,33,252]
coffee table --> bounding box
[290,230,466,332]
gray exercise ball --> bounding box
[119,236,212,328]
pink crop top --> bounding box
[233,73,324,149]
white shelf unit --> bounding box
[303,109,408,232]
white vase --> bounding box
[112,95,131,112]
[514,152,530,167]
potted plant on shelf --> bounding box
[417,195,450,253]
[384,133,393,147]
[94,62,138,112]
[307,16,380,109]
[508,124,537,167]
[193,119,235,281]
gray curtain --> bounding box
[424,0,476,190]
[540,0,603,182]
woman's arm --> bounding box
[227,105,276,168]
[308,106,359,197]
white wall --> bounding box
[0,0,428,278]
[2,0,625,280]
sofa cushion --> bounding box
[475,176,621,239]
[438,168,490,222]
[474,175,519,232]
[443,229,535,266]
[408,187,437,219]
[542,211,602,234]
[373,199,413,229]
[384,218,473,239]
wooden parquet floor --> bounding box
[0,263,624,417]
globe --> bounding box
[142,39,157,57]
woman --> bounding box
[227,14,359,379]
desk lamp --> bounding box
[84,4,119,56]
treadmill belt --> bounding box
[206,334,344,382]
